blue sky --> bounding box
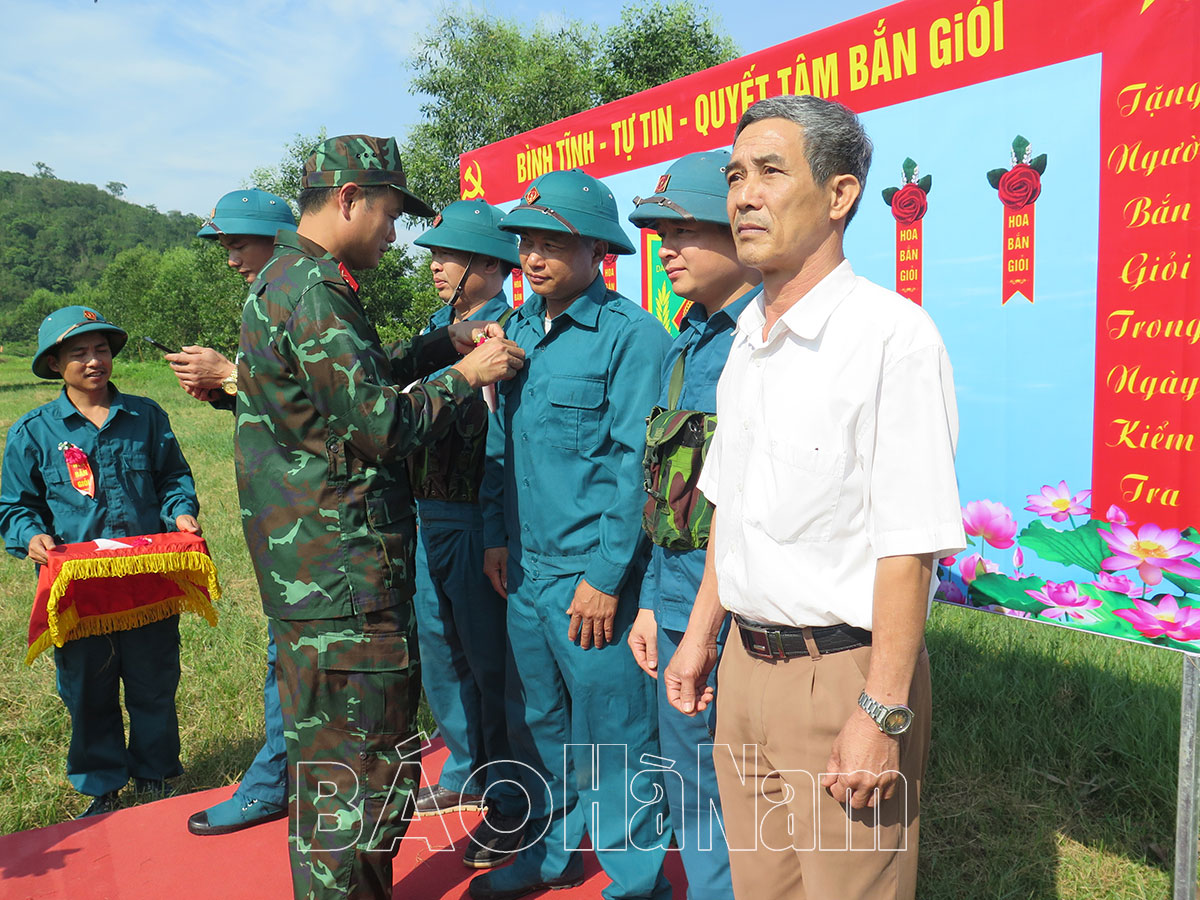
[0,0,888,218]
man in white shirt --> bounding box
[663,95,965,900]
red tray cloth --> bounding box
[26,532,221,665]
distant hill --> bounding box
[0,171,200,310]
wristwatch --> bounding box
[219,370,237,396]
[857,691,914,735]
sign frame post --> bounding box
[1175,655,1200,899]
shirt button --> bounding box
[522,478,529,486]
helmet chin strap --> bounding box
[447,253,477,323]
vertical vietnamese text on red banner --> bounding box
[988,135,1046,304]
[883,157,930,305]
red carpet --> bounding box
[0,741,687,899]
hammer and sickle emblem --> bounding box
[462,160,485,199]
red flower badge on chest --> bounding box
[58,442,95,499]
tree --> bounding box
[33,162,55,179]
[246,128,326,216]
[105,181,127,198]
[596,1,739,104]
[402,14,601,213]
[401,3,738,213]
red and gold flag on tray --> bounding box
[26,532,221,665]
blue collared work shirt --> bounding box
[481,274,671,595]
[639,286,762,632]
[0,386,198,558]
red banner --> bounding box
[1090,0,1199,529]
[511,269,524,307]
[461,0,1106,204]
[896,220,923,304]
[1002,203,1035,304]
[603,255,618,292]
[464,0,1199,532]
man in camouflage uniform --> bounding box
[408,201,528,869]
[235,134,524,900]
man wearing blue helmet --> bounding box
[176,189,296,836]
[166,189,298,402]
[626,150,760,900]
[475,170,672,900]
[407,200,527,869]
[0,306,200,818]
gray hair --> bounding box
[735,96,873,224]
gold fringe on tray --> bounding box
[25,551,221,665]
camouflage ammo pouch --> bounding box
[408,306,517,504]
[408,395,489,502]
[641,352,716,550]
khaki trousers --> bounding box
[713,634,931,900]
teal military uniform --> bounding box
[409,200,524,825]
[628,150,754,900]
[234,136,466,900]
[191,188,297,834]
[0,307,197,802]
[479,170,673,900]
[411,291,523,816]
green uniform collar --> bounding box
[50,384,133,422]
[517,273,607,330]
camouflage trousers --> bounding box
[273,606,421,900]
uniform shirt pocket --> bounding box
[546,375,605,451]
[43,465,89,517]
[365,489,417,589]
[750,442,846,543]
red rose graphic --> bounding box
[997,164,1042,210]
[890,184,928,225]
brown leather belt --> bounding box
[735,615,871,661]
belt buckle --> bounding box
[741,619,788,661]
[767,629,787,660]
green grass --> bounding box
[0,355,1187,896]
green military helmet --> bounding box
[628,150,732,228]
[197,188,297,239]
[32,306,128,379]
[302,134,435,218]
[413,200,521,268]
[499,169,636,255]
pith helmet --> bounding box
[499,169,635,255]
[628,150,732,228]
[32,306,128,379]
[197,188,297,239]
[302,134,435,218]
[413,200,521,268]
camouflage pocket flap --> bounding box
[645,408,709,450]
[366,489,415,531]
[318,633,410,672]
[547,375,605,409]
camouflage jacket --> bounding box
[408,292,511,505]
[235,230,472,620]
